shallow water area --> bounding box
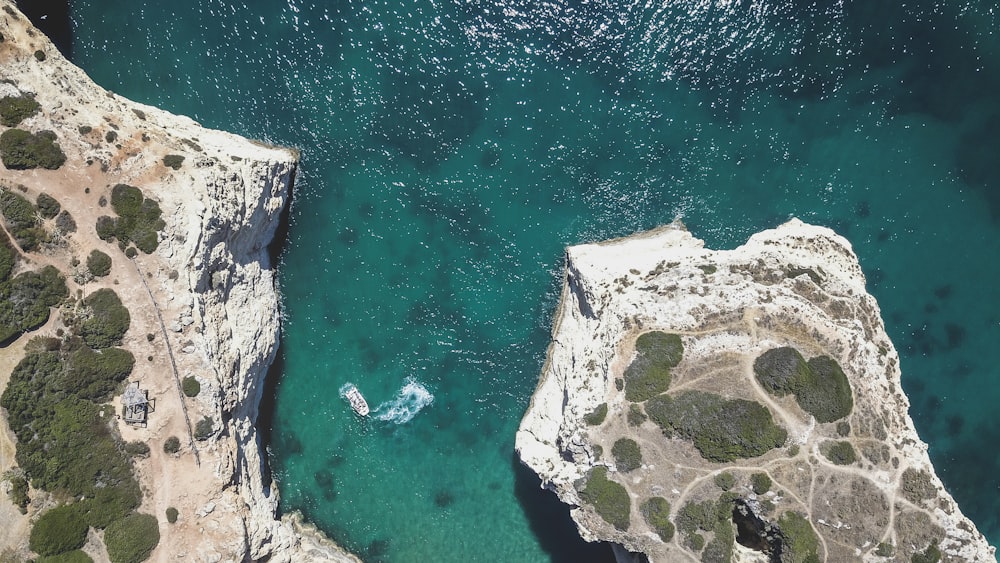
[66,0,1000,559]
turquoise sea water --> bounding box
[62,0,1000,560]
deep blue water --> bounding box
[64,0,1000,560]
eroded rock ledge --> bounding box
[516,220,996,562]
[0,3,356,561]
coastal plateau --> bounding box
[0,3,356,561]
[516,220,997,562]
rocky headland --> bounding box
[0,3,356,561]
[516,220,996,562]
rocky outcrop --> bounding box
[0,3,356,561]
[516,220,995,562]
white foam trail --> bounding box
[373,377,434,424]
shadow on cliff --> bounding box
[511,455,617,563]
[257,166,296,486]
[16,0,73,59]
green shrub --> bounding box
[182,376,201,397]
[702,515,735,563]
[686,533,706,551]
[0,187,44,250]
[124,441,150,457]
[875,542,894,557]
[0,265,68,343]
[623,331,683,402]
[55,210,76,233]
[163,436,180,454]
[751,472,772,494]
[911,540,941,563]
[3,470,29,513]
[0,231,15,282]
[579,466,630,531]
[73,481,141,529]
[714,472,736,491]
[611,438,642,472]
[646,390,787,462]
[627,403,647,426]
[104,513,160,563]
[194,417,214,440]
[95,184,165,254]
[900,468,936,503]
[29,505,88,556]
[836,421,851,437]
[165,507,178,524]
[823,441,857,466]
[78,288,130,348]
[753,347,853,423]
[0,128,66,170]
[676,499,718,535]
[640,497,674,542]
[36,192,61,219]
[105,130,117,143]
[86,249,112,277]
[37,550,94,563]
[583,403,607,425]
[65,346,135,401]
[777,511,820,563]
[799,356,853,423]
[79,125,93,135]
[162,155,184,170]
[0,95,40,127]
[34,50,46,61]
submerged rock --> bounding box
[516,219,995,562]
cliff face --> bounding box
[516,220,996,562]
[0,3,356,560]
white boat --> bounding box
[344,385,370,416]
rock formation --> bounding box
[0,3,356,561]
[516,220,996,562]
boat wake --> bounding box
[373,377,434,424]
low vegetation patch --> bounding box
[194,416,214,440]
[777,511,820,563]
[1,335,142,544]
[104,513,160,563]
[714,472,736,491]
[29,505,88,556]
[86,249,112,277]
[754,346,853,423]
[640,497,674,542]
[911,540,941,563]
[822,440,857,466]
[182,375,201,397]
[646,390,787,462]
[900,468,937,504]
[627,403,646,426]
[623,331,683,402]
[2,468,29,513]
[163,436,180,454]
[36,192,61,219]
[162,154,185,169]
[584,403,607,425]
[0,128,66,169]
[676,494,738,560]
[36,550,94,563]
[579,466,630,531]
[611,438,642,472]
[0,187,45,250]
[751,472,772,494]
[0,265,68,344]
[95,184,165,254]
[78,288,131,348]
[166,507,179,524]
[0,94,40,126]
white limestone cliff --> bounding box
[516,220,996,562]
[0,4,357,561]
